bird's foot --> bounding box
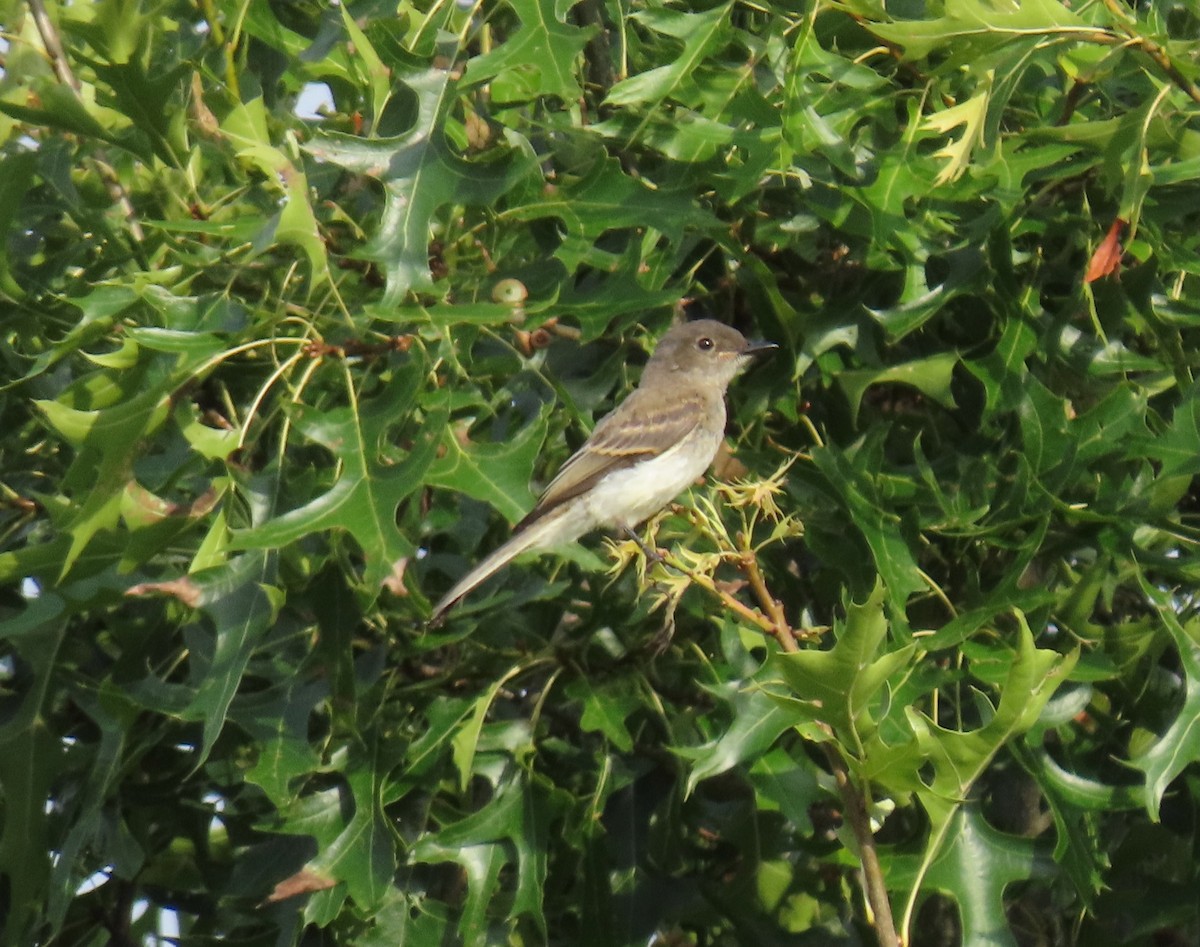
[622,526,664,564]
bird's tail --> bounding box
[428,523,548,625]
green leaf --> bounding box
[220,98,330,286]
[1131,576,1200,821]
[426,412,548,524]
[605,4,732,109]
[1128,385,1200,480]
[89,58,188,168]
[569,676,640,752]
[861,0,1091,60]
[307,763,397,912]
[747,748,822,834]
[452,664,526,792]
[837,352,961,426]
[464,0,595,102]
[411,775,553,941]
[35,372,175,577]
[231,370,440,595]
[769,580,915,752]
[1012,744,1118,904]
[45,690,136,931]
[809,439,927,609]
[124,551,280,763]
[0,83,119,147]
[923,80,992,185]
[0,628,63,947]
[868,617,1077,938]
[888,805,1055,947]
[503,156,713,271]
[340,7,391,124]
[684,684,801,796]
[305,45,528,301]
[238,678,328,806]
[0,149,37,298]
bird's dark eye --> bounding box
[697,337,714,351]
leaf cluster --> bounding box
[2,0,1200,944]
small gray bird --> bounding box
[430,319,776,622]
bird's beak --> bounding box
[741,339,779,358]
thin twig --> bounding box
[28,0,145,241]
[1092,0,1200,104]
[1125,35,1200,105]
[658,549,781,639]
[823,743,902,947]
[700,534,897,945]
[738,544,797,653]
[198,0,241,100]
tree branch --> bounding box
[691,532,899,946]
[658,548,782,640]
[823,743,902,947]
[738,540,797,653]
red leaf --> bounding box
[264,868,336,903]
[1085,218,1126,283]
[125,578,202,608]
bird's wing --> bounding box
[513,389,708,534]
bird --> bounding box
[429,319,777,623]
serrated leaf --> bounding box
[1012,745,1119,904]
[231,371,440,595]
[569,677,640,752]
[464,0,594,102]
[237,678,328,806]
[868,617,1076,939]
[221,98,330,286]
[503,156,713,272]
[411,775,553,941]
[923,80,991,185]
[0,149,37,298]
[451,664,525,792]
[865,248,987,340]
[837,352,961,426]
[809,441,927,609]
[747,748,822,833]
[1131,576,1200,821]
[1128,385,1200,480]
[305,43,527,301]
[426,413,548,524]
[862,0,1090,60]
[35,375,175,577]
[888,805,1054,947]
[307,764,396,911]
[605,4,732,109]
[169,552,280,763]
[769,580,915,752]
[340,7,390,124]
[0,83,120,148]
[684,685,801,796]
[0,626,63,946]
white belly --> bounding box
[581,428,721,530]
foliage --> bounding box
[3,0,1200,944]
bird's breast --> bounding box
[581,423,724,530]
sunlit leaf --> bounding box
[305,44,529,301]
[464,0,595,102]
